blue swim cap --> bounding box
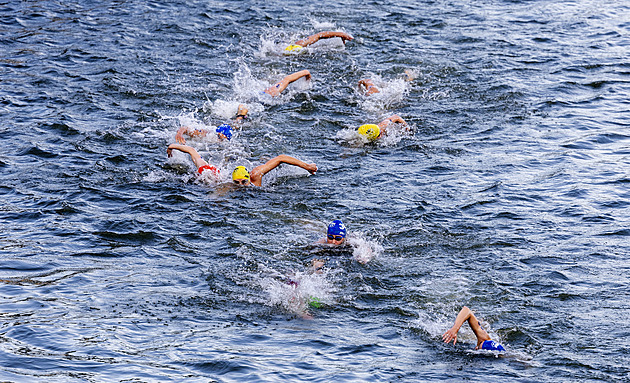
[327,220,347,238]
[216,124,233,140]
[481,340,505,352]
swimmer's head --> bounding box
[327,219,347,244]
[358,124,381,141]
[232,166,250,185]
[284,44,303,54]
[216,124,233,141]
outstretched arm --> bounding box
[264,70,312,97]
[249,154,317,186]
[295,31,353,47]
[175,126,209,144]
[167,144,208,169]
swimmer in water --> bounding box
[231,155,317,186]
[167,144,317,186]
[263,70,312,97]
[175,104,249,144]
[358,79,380,95]
[284,31,353,53]
[442,306,506,352]
[314,219,371,265]
[357,114,408,141]
[358,70,416,95]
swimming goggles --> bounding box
[327,235,344,241]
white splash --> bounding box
[260,268,335,318]
[359,75,409,114]
[347,232,382,264]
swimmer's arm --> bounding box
[358,79,374,89]
[377,115,408,135]
[264,70,311,96]
[442,306,472,345]
[467,310,492,349]
[358,78,379,95]
[295,31,353,47]
[250,155,317,186]
[175,126,208,144]
[288,69,312,83]
[378,115,407,127]
[167,144,208,169]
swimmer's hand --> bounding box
[305,163,317,174]
[175,126,188,144]
[442,327,458,345]
[167,146,174,157]
[338,32,353,43]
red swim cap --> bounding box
[198,164,220,177]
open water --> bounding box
[1,0,629,382]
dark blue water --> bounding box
[2,0,629,381]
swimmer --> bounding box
[283,258,327,317]
[358,70,415,95]
[231,155,317,186]
[357,114,408,141]
[442,306,506,352]
[175,104,249,144]
[285,31,353,53]
[358,79,380,95]
[263,70,312,97]
[314,219,372,265]
[167,144,317,186]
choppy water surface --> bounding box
[1,0,629,381]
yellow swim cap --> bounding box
[232,166,250,181]
[284,44,303,53]
[358,124,381,141]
